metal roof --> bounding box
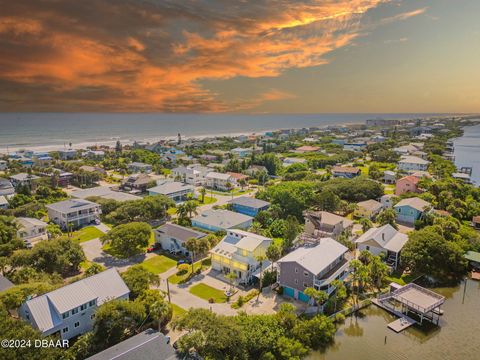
[192,209,253,230]
[46,199,99,213]
[155,223,206,242]
[228,196,270,209]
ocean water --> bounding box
[453,124,480,185]
[0,112,445,152]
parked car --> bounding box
[177,259,192,265]
[146,243,161,253]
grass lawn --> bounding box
[141,255,177,275]
[199,196,217,205]
[170,303,186,318]
[386,272,417,286]
[70,226,104,243]
[209,189,249,196]
[168,258,211,284]
[384,185,395,194]
[189,283,227,303]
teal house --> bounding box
[394,197,431,225]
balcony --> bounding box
[314,259,350,288]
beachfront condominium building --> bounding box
[46,199,101,230]
[19,268,129,340]
[210,229,272,284]
[278,238,350,303]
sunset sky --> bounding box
[1,0,479,113]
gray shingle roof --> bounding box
[228,196,270,209]
[0,275,14,292]
[148,181,194,195]
[155,223,206,243]
[86,328,178,360]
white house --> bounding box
[127,162,153,174]
[148,181,194,203]
[355,224,408,269]
[154,223,206,255]
[19,268,129,340]
[397,156,430,172]
[210,229,272,284]
[0,178,15,196]
[0,160,7,171]
[172,166,204,185]
[16,217,48,246]
[46,199,101,230]
[205,172,235,191]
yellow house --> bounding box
[210,230,272,284]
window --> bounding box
[74,322,80,328]
[366,246,370,251]
[72,308,78,315]
[80,304,87,311]
[62,312,69,319]
[90,314,95,320]
[294,268,298,273]
[89,300,96,307]
[304,271,309,277]
[62,327,69,333]
[294,279,298,284]
[303,282,308,288]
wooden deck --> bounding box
[388,317,416,332]
[371,298,418,333]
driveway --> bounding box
[80,237,156,272]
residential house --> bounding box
[51,169,74,187]
[191,209,253,232]
[231,147,253,158]
[355,224,408,269]
[82,150,105,159]
[0,195,8,209]
[283,157,307,167]
[0,160,7,171]
[127,162,153,174]
[383,170,396,184]
[394,197,431,225]
[148,181,194,203]
[121,173,153,193]
[16,217,48,247]
[79,165,107,176]
[397,156,430,172]
[228,196,270,217]
[331,166,361,179]
[154,223,206,255]
[86,329,177,360]
[19,268,129,340]
[393,144,420,155]
[172,166,204,185]
[10,173,40,188]
[379,194,394,209]
[205,172,235,191]
[395,175,422,196]
[210,229,272,284]
[0,275,14,293]
[227,172,249,186]
[278,238,350,302]
[354,199,383,219]
[303,211,353,240]
[0,178,15,196]
[58,149,77,160]
[46,199,101,230]
[472,216,480,230]
[343,142,367,152]
[246,165,268,176]
[295,145,319,153]
[71,186,141,202]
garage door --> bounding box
[298,291,310,303]
[283,287,295,298]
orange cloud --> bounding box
[0,0,411,112]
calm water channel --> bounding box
[309,279,480,360]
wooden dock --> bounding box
[371,298,418,333]
[388,317,416,332]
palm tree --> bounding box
[185,200,199,219]
[225,272,237,292]
[185,237,199,274]
[304,287,328,314]
[176,203,188,223]
[331,279,347,313]
[199,187,207,203]
[256,255,266,301]
[151,300,171,331]
[266,243,282,270]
